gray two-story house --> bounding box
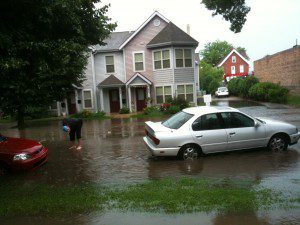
[55,11,199,115]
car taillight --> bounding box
[152,136,160,145]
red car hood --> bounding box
[0,137,42,154]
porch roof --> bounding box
[98,75,125,87]
[126,73,152,86]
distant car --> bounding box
[143,106,300,160]
[0,135,48,175]
[215,87,229,97]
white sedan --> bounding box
[215,87,229,97]
[143,106,300,160]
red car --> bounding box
[0,134,48,175]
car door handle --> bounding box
[196,135,203,138]
[229,132,235,135]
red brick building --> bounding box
[254,45,300,94]
[218,49,250,82]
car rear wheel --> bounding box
[268,135,288,152]
[178,144,201,160]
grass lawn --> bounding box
[287,95,300,108]
[0,178,296,217]
[130,111,166,119]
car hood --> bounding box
[0,137,42,154]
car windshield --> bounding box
[218,87,227,91]
[162,111,194,129]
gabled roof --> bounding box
[147,22,198,48]
[98,75,124,87]
[118,11,170,50]
[94,31,133,53]
[126,73,152,86]
[217,49,250,67]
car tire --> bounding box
[0,162,10,176]
[178,144,201,160]
[268,135,288,152]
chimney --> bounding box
[187,24,190,35]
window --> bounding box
[177,84,194,102]
[221,112,254,128]
[134,52,144,71]
[162,111,194,129]
[156,86,172,104]
[175,49,192,68]
[192,113,222,131]
[105,56,115,73]
[231,66,236,74]
[240,65,244,73]
[232,56,236,63]
[83,90,93,109]
[154,50,170,69]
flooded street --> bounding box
[1,100,300,225]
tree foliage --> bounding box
[201,0,251,33]
[200,40,248,66]
[199,61,224,94]
[0,0,116,128]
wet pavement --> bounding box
[1,99,300,224]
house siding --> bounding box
[123,16,168,82]
[153,69,173,84]
[174,68,195,83]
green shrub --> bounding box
[243,76,259,97]
[143,106,160,115]
[167,97,190,110]
[70,110,106,119]
[25,106,51,119]
[228,78,240,96]
[249,82,289,103]
[166,105,180,114]
[228,76,259,97]
[119,107,130,114]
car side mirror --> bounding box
[254,120,260,127]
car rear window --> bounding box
[162,111,194,129]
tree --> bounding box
[200,40,248,66]
[201,0,251,33]
[199,61,224,94]
[0,0,116,129]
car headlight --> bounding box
[13,153,31,161]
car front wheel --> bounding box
[178,144,201,160]
[268,135,288,152]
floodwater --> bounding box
[1,100,300,225]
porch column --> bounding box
[147,85,151,106]
[119,86,122,110]
[64,98,69,116]
[57,101,61,116]
[100,88,104,111]
[75,90,80,113]
[128,86,132,112]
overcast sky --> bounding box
[97,0,300,70]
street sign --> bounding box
[203,94,212,107]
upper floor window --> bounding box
[83,89,93,109]
[177,84,194,102]
[232,56,236,63]
[175,49,192,68]
[240,65,244,73]
[231,66,236,74]
[134,52,144,71]
[105,56,115,73]
[153,50,170,69]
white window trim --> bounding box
[231,66,236,74]
[232,55,236,63]
[240,65,244,73]
[155,85,173,104]
[152,48,171,71]
[82,89,94,109]
[105,55,115,74]
[133,51,145,72]
[174,48,193,69]
[176,83,194,103]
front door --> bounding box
[136,87,146,111]
[109,89,120,113]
